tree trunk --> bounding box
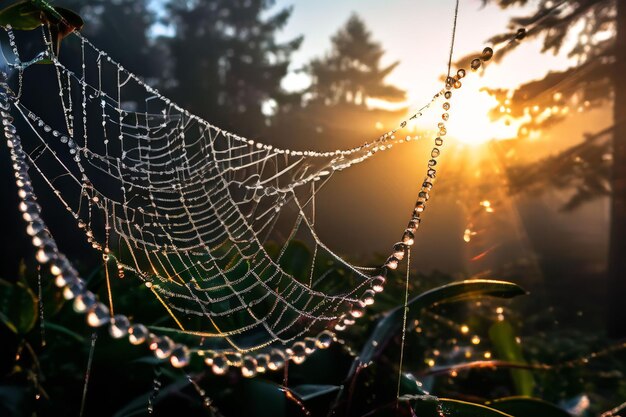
[607,0,626,338]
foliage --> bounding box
[162,0,302,137]
[2,250,624,416]
[0,0,83,55]
[474,0,615,210]
[0,256,541,416]
[505,129,612,211]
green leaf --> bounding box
[364,396,515,417]
[0,1,43,30]
[398,372,428,396]
[0,278,37,334]
[399,396,514,417]
[220,379,309,417]
[113,376,192,417]
[488,321,535,396]
[44,6,84,55]
[437,398,514,417]
[0,1,84,56]
[357,280,526,366]
[485,397,571,417]
[45,322,86,343]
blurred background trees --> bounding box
[306,14,405,107]
[163,0,302,137]
[480,0,626,337]
[270,13,406,150]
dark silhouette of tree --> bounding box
[307,14,405,107]
[481,0,626,337]
[54,0,162,79]
[271,14,406,151]
[162,0,302,137]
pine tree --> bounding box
[307,14,405,107]
[482,0,626,336]
[270,13,406,152]
[163,0,302,137]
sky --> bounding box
[268,0,575,105]
[257,0,612,282]
[261,0,593,145]
[144,1,612,285]
[149,0,583,143]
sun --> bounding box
[444,77,521,145]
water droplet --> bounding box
[392,242,406,260]
[471,58,481,71]
[407,217,420,231]
[203,351,216,366]
[445,76,455,90]
[36,247,53,264]
[385,256,399,270]
[170,345,190,368]
[343,317,356,326]
[73,291,96,313]
[26,220,45,237]
[63,281,84,300]
[290,342,307,364]
[128,324,149,345]
[255,354,269,372]
[350,304,364,318]
[211,354,229,375]
[225,352,242,367]
[457,69,466,78]
[86,303,110,327]
[360,289,376,307]
[109,315,130,338]
[431,148,441,158]
[316,331,335,349]
[454,80,462,89]
[442,113,449,121]
[443,102,451,111]
[268,349,286,371]
[371,276,386,292]
[444,91,452,99]
[482,47,494,61]
[435,137,444,146]
[304,337,317,354]
[402,229,415,245]
[150,336,174,359]
[241,356,257,377]
[516,28,526,40]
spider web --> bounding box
[1,24,450,374]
